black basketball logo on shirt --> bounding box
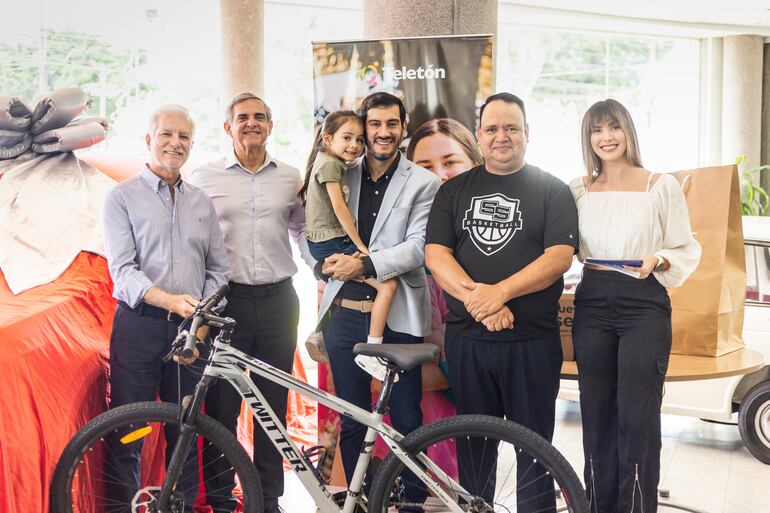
[462,193,523,256]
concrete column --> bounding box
[220,0,263,101]
[722,35,763,174]
[699,38,722,167]
[363,0,496,38]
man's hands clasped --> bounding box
[461,281,514,332]
[479,305,514,332]
[321,252,513,333]
[322,252,366,282]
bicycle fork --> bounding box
[156,322,234,511]
[155,374,216,511]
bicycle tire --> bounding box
[369,414,589,513]
[50,401,262,513]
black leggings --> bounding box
[572,268,672,513]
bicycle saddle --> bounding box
[352,343,439,372]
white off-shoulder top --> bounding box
[569,173,701,288]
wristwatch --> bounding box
[654,255,666,272]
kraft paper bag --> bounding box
[668,165,745,357]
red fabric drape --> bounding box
[0,252,114,513]
[0,251,317,513]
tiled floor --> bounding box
[278,399,770,513]
[553,400,770,513]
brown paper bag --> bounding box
[668,165,745,357]
[558,292,575,361]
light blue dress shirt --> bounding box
[189,152,313,286]
[103,165,230,308]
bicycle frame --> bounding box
[189,335,470,513]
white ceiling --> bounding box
[502,0,770,36]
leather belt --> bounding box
[334,297,374,313]
[228,278,292,297]
[118,301,183,322]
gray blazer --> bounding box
[316,155,440,337]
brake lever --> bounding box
[163,331,190,362]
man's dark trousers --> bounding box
[107,302,202,511]
[445,331,563,513]
[203,279,299,510]
[323,304,425,503]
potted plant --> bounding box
[737,155,770,216]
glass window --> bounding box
[264,0,363,170]
[746,244,770,304]
[496,24,700,183]
[0,0,364,165]
[0,0,223,159]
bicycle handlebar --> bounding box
[181,284,230,358]
[201,284,230,313]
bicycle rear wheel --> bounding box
[369,414,589,513]
[50,401,261,513]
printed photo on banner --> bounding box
[311,34,493,142]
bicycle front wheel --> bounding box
[50,401,261,513]
[369,414,589,513]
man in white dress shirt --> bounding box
[189,92,309,513]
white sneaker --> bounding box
[355,354,398,382]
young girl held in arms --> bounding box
[299,110,397,381]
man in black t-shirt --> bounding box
[425,93,578,513]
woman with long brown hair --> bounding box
[570,99,701,513]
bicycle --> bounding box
[51,285,590,513]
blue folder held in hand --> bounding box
[584,258,643,267]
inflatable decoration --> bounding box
[0,87,115,294]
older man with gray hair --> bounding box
[189,92,310,513]
[102,104,229,509]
